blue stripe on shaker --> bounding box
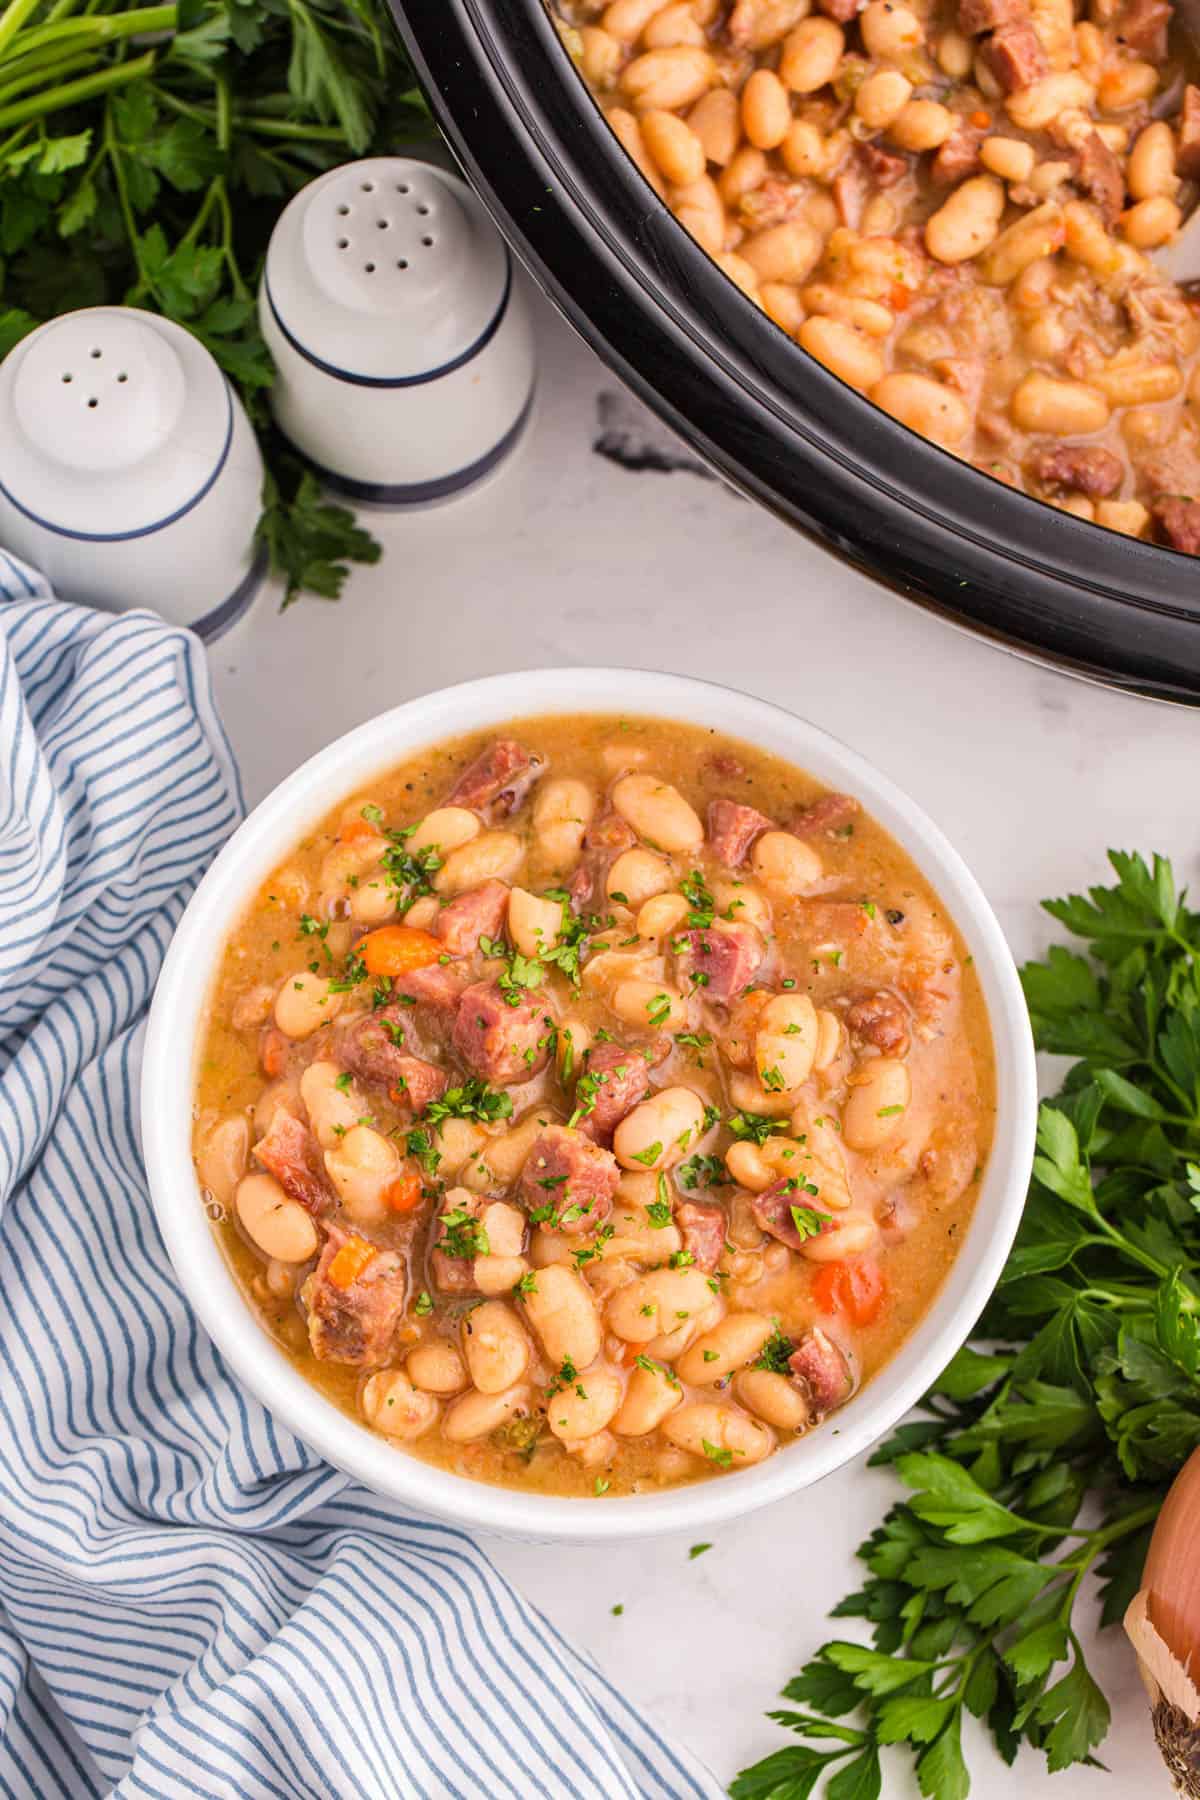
[294,387,534,507]
[263,251,513,389]
[0,387,235,544]
[0,547,723,1800]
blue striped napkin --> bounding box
[0,552,720,1800]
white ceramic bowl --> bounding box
[142,668,1037,1542]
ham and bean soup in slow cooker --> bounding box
[559,0,1200,553]
[194,719,994,1496]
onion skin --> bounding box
[1125,1447,1200,1794]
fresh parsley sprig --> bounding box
[736,851,1200,1799]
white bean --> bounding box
[324,1124,400,1224]
[754,992,819,1093]
[613,1086,707,1170]
[406,806,481,855]
[611,1359,683,1435]
[546,1366,624,1441]
[433,832,523,896]
[735,1367,810,1430]
[361,1371,440,1439]
[662,1402,775,1465]
[196,1114,248,1207]
[611,978,688,1031]
[462,1300,530,1394]
[442,1384,532,1443]
[521,1263,603,1368]
[406,1340,468,1394]
[842,1058,912,1151]
[533,778,596,869]
[607,847,675,906]
[274,972,343,1040]
[611,773,704,852]
[300,1060,362,1149]
[676,1313,774,1383]
[606,1266,716,1342]
[508,887,563,958]
[799,1206,879,1261]
[236,1172,318,1263]
[636,893,691,938]
[751,831,822,892]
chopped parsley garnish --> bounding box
[512,1271,538,1297]
[630,1141,663,1167]
[760,1065,786,1093]
[646,992,673,1028]
[479,936,547,1008]
[877,1103,906,1118]
[334,1071,353,1092]
[423,1078,514,1128]
[329,951,368,994]
[688,1542,712,1560]
[753,1325,795,1374]
[405,1128,442,1180]
[669,1249,695,1269]
[790,1203,832,1240]
[413,1290,434,1317]
[701,1439,733,1468]
[680,869,715,929]
[727,1110,790,1146]
[676,1153,728,1191]
[674,1030,713,1054]
[438,1207,489,1260]
[610,1598,622,1610]
[380,830,442,914]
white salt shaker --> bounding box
[259,157,535,503]
[0,307,264,637]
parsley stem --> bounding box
[0,0,43,62]
[0,45,91,104]
[7,5,175,61]
[153,84,351,140]
[0,45,155,127]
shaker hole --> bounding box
[397,259,408,270]
[364,262,376,273]
[396,182,410,194]
[87,398,98,408]
[337,204,350,216]
[361,181,374,192]
[338,237,349,248]
[376,218,389,229]
[62,373,72,383]
[89,347,102,359]
[421,236,434,247]
[117,372,128,383]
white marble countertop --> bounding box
[209,285,1191,1796]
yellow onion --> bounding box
[1125,1446,1200,1793]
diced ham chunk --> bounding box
[858,143,908,187]
[518,1125,620,1233]
[259,1026,291,1080]
[789,793,860,837]
[833,165,866,230]
[304,1229,406,1365]
[232,984,275,1031]
[707,798,773,868]
[1178,85,1200,180]
[1030,444,1123,498]
[337,1012,447,1110]
[1075,132,1125,226]
[931,128,983,186]
[675,1200,726,1273]
[576,1041,657,1145]
[452,981,551,1085]
[391,961,471,1015]
[1153,497,1200,555]
[584,813,636,854]
[789,1328,854,1413]
[431,1194,484,1294]
[252,1109,333,1215]
[1116,0,1171,59]
[673,922,764,1002]
[981,21,1048,90]
[793,899,871,946]
[751,1178,817,1250]
[447,738,542,814]
[435,880,509,957]
[958,0,1027,30]
[846,989,911,1055]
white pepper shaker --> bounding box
[259,157,535,503]
[0,307,264,637]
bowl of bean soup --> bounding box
[143,670,1036,1539]
[393,0,1200,698]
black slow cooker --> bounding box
[391,0,1200,701]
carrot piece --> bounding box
[327,1235,378,1290]
[383,1171,423,1214]
[259,1027,288,1079]
[889,283,913,312]
[811,1258,887,1327]
[359,924,443,977]
[339,817,380,844]
[970,109,991,128]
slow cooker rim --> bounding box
[392,0,1200,701]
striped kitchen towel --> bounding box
[0,551,720,1800]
